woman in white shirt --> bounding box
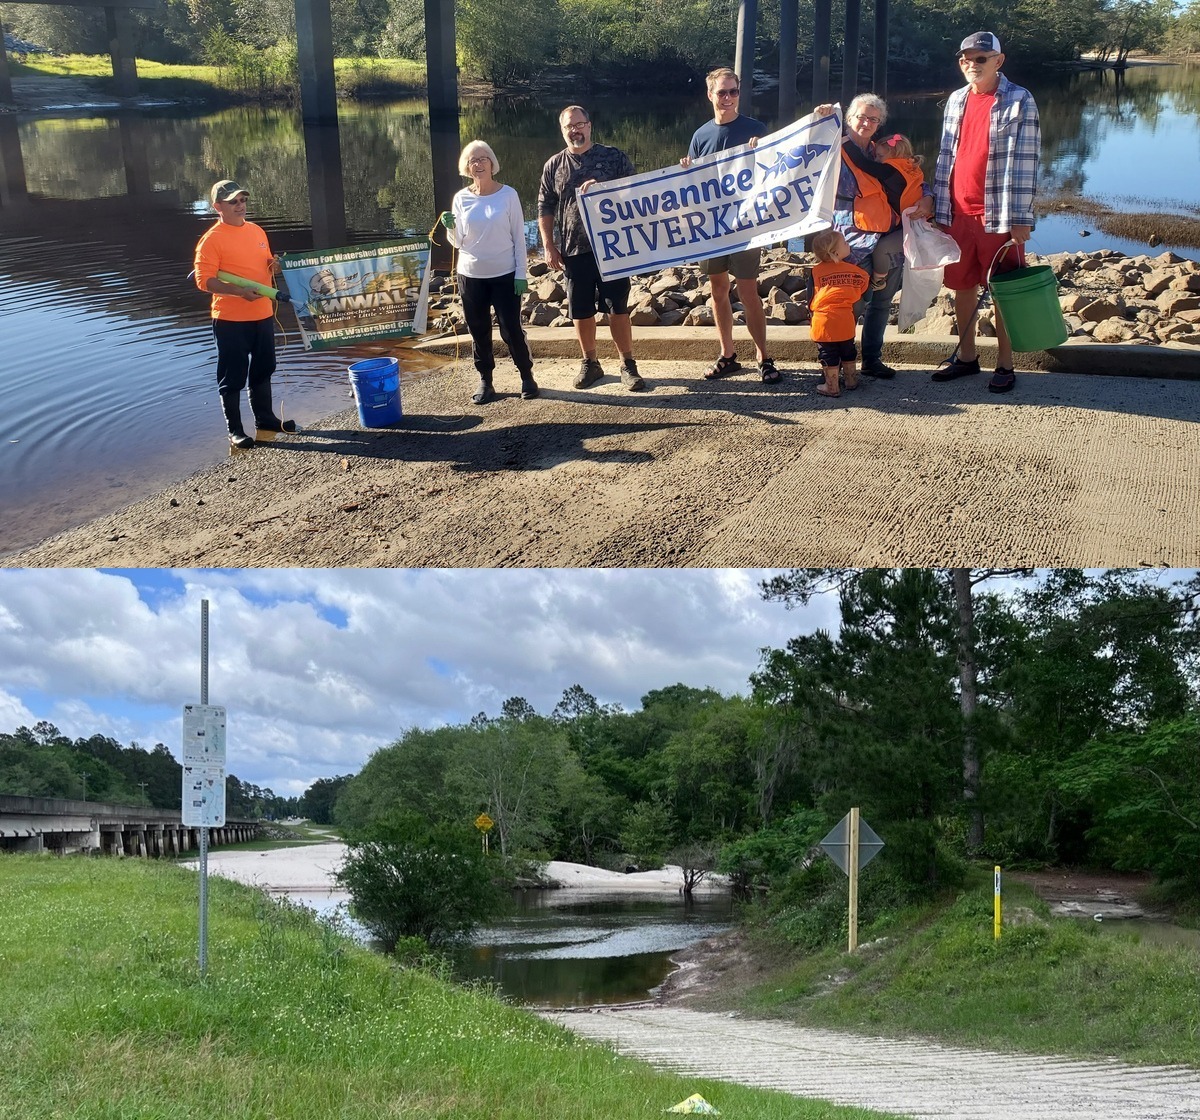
[439,140,536,404]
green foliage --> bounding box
[335,811,502,950]
[718,807,826,889]
[620,798,673,869]
[457,0,559,84]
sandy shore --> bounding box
[185,842,724,896]
[9,347,1200,567]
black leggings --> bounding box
[459,272,533,380]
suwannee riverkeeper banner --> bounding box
[578,107,843,280]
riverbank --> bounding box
[8,339,1200,568]
[187,842,725,896]
[2,856,884,1120]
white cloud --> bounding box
[0,568,838,795]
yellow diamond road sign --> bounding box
[475,813,494,832]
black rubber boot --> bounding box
[221,391,255,449]
[472,378,496,405]
[249,385,297,432]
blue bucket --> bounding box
[347,357,402,428]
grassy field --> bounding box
[0,854,895,1120]
[736,878,1200,1066]
[8,53,426,98]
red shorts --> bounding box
[942,212,1025,290]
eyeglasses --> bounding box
[467,156,491,165]
[853,114,881,123]
[714,88,740,99]
[961,54,997,64]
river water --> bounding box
[1,62,1197,555]
[291,886,734,1005]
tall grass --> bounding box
[743,880,1200,1066]
[0,854,895,1120]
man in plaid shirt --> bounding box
[932,32,1041,394]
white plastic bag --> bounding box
[902,206,961,271]
[897,265,945,331]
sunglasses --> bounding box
[961,54,997,64]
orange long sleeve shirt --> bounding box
[193,220,275,322]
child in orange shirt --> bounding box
[871,133,926,289]
[809,228,870,398]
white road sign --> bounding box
[182,765,227,827]
[182,704,227,767]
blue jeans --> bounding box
[859,261,903,367]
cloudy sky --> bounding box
[0,568,839,797]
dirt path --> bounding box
[543,1006,1200,1119]
[7,359,1200,567]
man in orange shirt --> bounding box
[193,179,295,449]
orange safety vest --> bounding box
[888,159,926,213]
[840,141,906,234]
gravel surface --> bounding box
[543,1006,1200,1120]
[8,358,1200,566]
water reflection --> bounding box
[451,890,733,1006]
[2,65,1198,553]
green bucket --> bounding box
[989,265,1069,352]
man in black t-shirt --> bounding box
[538,105,645,392]
[681,68,779,384]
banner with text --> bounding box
[579,108,843,280]
[278,239,431,351]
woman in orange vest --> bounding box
[815,95,934,380]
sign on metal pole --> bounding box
[819,808,884,952]
[182,704,227,828]
[475,812,494,854]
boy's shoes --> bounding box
[870,274,888,291]
[620,359,646,391]
[932,355,981,382]
[574,359,604,389]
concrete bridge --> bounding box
[0,794,259,856]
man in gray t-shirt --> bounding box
[681,68,779,385]
[538,105,645,392]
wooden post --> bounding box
[734,0,757,118]
[848,806,860,951]
[872,0,889,98]
[104,5,139,98]
[424,0,459,272]
[840,0,861,109]
[0,16,13,104]
[812,0,832,106]
[778,0,797,121]
[295,0,338,125]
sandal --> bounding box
[704,353,741,379]
[759,358,782,384]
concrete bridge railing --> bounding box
[0,794,260,856]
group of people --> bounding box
[195,28,1040,445]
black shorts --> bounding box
[817,338,857,367]
[563,252,630,320]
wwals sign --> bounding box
[579,108,843,280]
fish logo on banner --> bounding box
[578,108,844,281]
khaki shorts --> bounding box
[700,248,761,280]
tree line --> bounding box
[2,0,1197,90]
[0,721,298,820]
[328,569,1198,917]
